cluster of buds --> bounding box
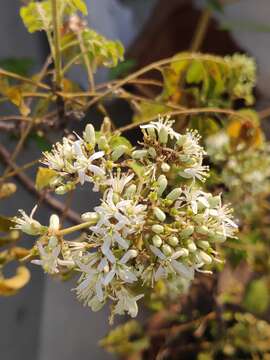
[14,116,237,320]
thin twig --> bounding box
[0,144,81,224]
[190,9,212,52]
[51,0,62,89]
[0,69,50,90]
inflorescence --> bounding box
[14,116,237,320]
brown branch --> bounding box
[0,144,81,224]
[190,9,212,52]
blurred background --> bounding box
[0,0,270,359]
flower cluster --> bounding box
[14,116,237,320]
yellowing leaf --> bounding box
[186,60,205,84]
[0,266,30,296]
[68,0,88,15]
[20,1,52,33]
[35,167,58,191]
[0,183,17,199]
[0,216,15,232]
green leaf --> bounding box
[206,0,224,13]
[109,135,132,152]
[132,100,171,124]
[186,60,205,84]
[35,167,58,191]
[20,1,52,33]
[244,278,270,314]
[108,59,136,80]
[68,0,88,15]
[0,58,34,76]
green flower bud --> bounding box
[196,225,209,235]
[148,147,157,158]
[157,175,167,197]
[81,212,99,223]
[83,124,96,147]
[187,240,197,253]
[176,135,185,147]
[161,163,170,173]
[159,127,168,144]
[101,117,112,134]
[181,225,194,239]
[152,224,164,234]
[111,145,128,161]
[147,127,156,139]
[153,208,166,222]
[125,184,137,198]
[197,240,210,250]
[152,235,162,248]
[212,232,226,243]
[161,244,172,257]
[175,248,189,257]
[194,214,205,224]
[167,236,179,247]
[132,150,148,159]
[48,235,58,248]
[166,188,181,201]
[198,250,212,264]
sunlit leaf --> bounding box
[20,1,52,33]
[244,278,270,314]
[35,167,58,190]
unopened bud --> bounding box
[132,149,148,159]
[147,127,156,139]
[197,240,210,250]
[181,225,194,239]
[83,124,96,147]
[161,163,170,173]
[208,195,221,207]
[101,117,112,134]
[187,240,197,253]
[161,244,172,257]
[198,250,212,264]
[174,248,189,258]
[157,175,167,196]
[98,135,109,151]
[159,127,168,144]
[125,184,136,198]
[111,145,128,161]
[81,212,99,223]
[168,236,179,247]
[148,147,157,158]
[49,214,60,231]
[153,208,166,222]
[152,235,162,248]
[166,188,181,201]
[196,225,209,235]
[152,224,164,234]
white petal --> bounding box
[103,269,116,285]
[171,260,194,280]
[150,245,166,260]
[89,151,104,161]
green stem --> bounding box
[58,220,96,236]
[51,0,62,89]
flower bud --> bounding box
[181,225,194,239]
[161,163,170,173]
[198,250,212,264]
[48,235,58,248]
[152,224,164,234]
[167,236,179,247]
[161,244,172,257]
[83,124,96,147]
[159,127,168,144]
[101,117,112,134]
[194,214,205,224]
[174,248,189,258]
[111,145,128,161]
[196,225,209,235]
[81,212,99,223]
[187,240,197,253]
[208,195,221,208]
[166,188,181,201]
[157,175,167,196]
[152,235,162,248]
[49,214,60,231]
[153,208,166,222]
[125,184,137,198]
[148,147,157,158]
[198,240,210,250]
[176,135,185,147]
[147,127,156,139]
[132,150,148,159]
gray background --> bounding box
[0,1,270,359]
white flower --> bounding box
[114,288,144,318]
[178,187,210,214]
[105,173,134,195]
[32,240,61,274]
[207,201,238,238]
[73,140,105,185]
[42,137,74,172]
[150,245,194,282]
[13,205,44,236]
[141,115,180,141]
[180,163,209,182]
